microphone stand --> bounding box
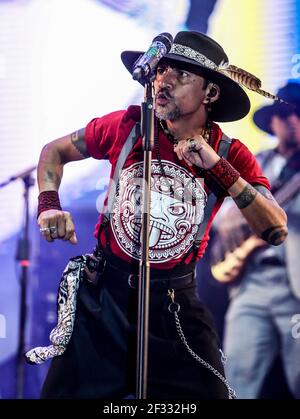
[136,80,154,399]
[0,167,36,398]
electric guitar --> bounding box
[211,171,300,283]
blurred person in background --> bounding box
[212,81,300,399]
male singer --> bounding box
[30,31,287,399]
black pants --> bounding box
[41,261,228,399]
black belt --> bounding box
[104,253,196,290]
[130,271,194,290]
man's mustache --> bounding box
[156,89,173,100]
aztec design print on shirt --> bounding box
[111,160,207,263]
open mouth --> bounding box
[156,91,172,106]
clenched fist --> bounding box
[38,209,77,244]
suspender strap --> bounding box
[97,122,140,247]
[101,122,140,225]
[193,133,232,250]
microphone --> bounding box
[132,32,173,82]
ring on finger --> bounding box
[39,227,50,234]
[187,138,197,152]
[49,226,57,233]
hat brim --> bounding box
[121,50,250,122]
[253,102,300,135]
[252,105,276,135]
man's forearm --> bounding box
[228,178,288,245]
[37,142,64,192]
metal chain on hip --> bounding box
[167,289,237,399]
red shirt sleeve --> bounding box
[84,110,126,160]
[84,106,141,161]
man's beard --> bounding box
[155,105,181,121]
[284,134,300,150]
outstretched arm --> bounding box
[37,128,90,244]
[227,181,287,245]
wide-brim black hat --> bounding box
[253,81,300,134]
[121,31,251,122]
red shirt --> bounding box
[85,105,270,269]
